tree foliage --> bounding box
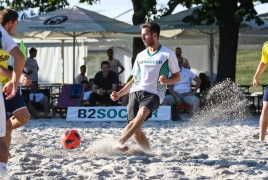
[3,0,267,82]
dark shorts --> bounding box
[4,91,26,121]
[127,91,160,122]
[263,85,268,101]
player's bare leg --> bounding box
[5,119,12,151]
[133,128,150,151]
[115,106,150,151]
[259,101,268,141]
[10,108,30,129]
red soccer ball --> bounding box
[60,129,81,149]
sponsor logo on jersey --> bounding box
[138,60,162,64]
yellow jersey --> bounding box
[0,25,17,86]
[261,41,268,64]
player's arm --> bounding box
[107,84,118,94]
[0,65,12,78]
[253,61,266,87]
[10,46,25,84]
[117,77,134,98]
[159,72,180,85]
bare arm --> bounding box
[118,66,125,76]
[159,72,180,85]
[253,61,266,87]
[106,84,118,94]
[0,66,31,86]
[3,46,25,99]
[192,76,201,94]
[168,84,177,98]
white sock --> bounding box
[0,162,6,178]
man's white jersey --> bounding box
[130,45,180,103]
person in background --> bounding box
[175,47,190,69]
[253,41,268,141]
[107,48,125,77]
[90,61,118,106]
[80,78,93,104]
[110,22,180,151]
[28,83,51,118]
[24,47,39,85]
[199,72,211,95]
[75,65,88,84]
[0,9,28,178]
[162,56,201,116]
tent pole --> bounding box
[210,32,214,85]
[73,32,75,84]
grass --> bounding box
[236,49,268,92]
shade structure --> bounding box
[122,6,268,83]
[15,5,134,83]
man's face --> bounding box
[175,48,182,56]
[6,19,18,36]
[31,51,37,58]
[107,50,113,58]
[81,66,86,74]
[101,64,110,75]
[141,28,155,47]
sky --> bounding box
[66,0,268,25]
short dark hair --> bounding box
[0,9,18,26]
[175,47,181,51]
[29,47,37,54]
[107,48,113,53]
[80,80,89,86]
[140,22,160,39]
[80,65,86,69]
[101,61,110,68]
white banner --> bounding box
[66,106,171,122]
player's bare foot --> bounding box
[115,142,129,151]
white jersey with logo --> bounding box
[0,25,17,86]
[0,25,17,137]
[130,45,180,103]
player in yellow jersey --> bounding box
[0,9,31,178]
[253,42,268,141]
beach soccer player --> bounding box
[110,22,180,151]
[253,41,268,141]
[0,9,29,178]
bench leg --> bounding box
[171,105,182,121]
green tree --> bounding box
[180,0,267,82]
[5,0,267,82]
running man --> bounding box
[0,9,29,178]
[253,41,268,141]
[110,22,180,151]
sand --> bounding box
[4,113,268,180]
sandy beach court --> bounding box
[5,113,268,180]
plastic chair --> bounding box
[53,84,84,118]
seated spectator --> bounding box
[80,79,93,105]
[28,83,51,118]
[161,56,201,116]
[199,72,211,95]
[75,65,88,84]
[89,61,118,106]
[204,71,217,84]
